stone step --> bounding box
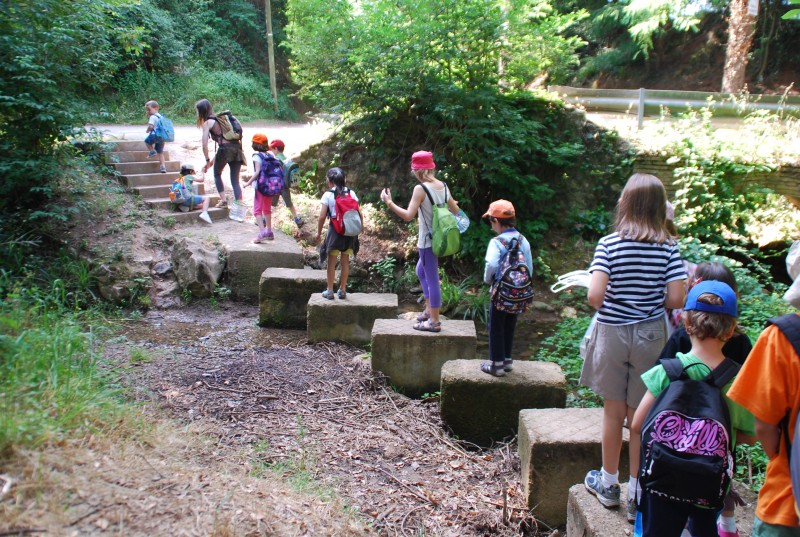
[308,293,399,346]
[259,268,329,328]
[121,172,189,189]
[226,229,304,304]
[370,319,476,397]
[108,150,173,163]
[131,183,192,199]
[566,481,757,536]
[518,408,630,527]
[113,161,181,176]
[147,194,220,210]
[160,207,228,225]
[108,140,149,152]
[440,360,566,446]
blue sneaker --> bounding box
[626,498,636,523]
[584,469,621,508]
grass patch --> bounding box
[0,288,129,458]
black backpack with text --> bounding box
[638,357,740,511]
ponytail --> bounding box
[327,167,346,196]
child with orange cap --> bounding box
[242,133,277,243]
[481,200,533,376]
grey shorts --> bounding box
[579,317,666,408]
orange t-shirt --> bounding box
[728,321,800,527]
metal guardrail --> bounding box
[547,86,800,128]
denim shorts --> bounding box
[144,131,164,153]
[579,317,666,407]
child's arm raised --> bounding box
[381,186,426,222]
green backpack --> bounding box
[421,183,460,257]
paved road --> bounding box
[92,120,335,160]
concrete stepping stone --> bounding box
[566,481,757,536]
[308,293,398,346]
[370,319,476,397]
[440,359,566,446]
[259,268,328,328]
[226,230,304,303]
[518,408,630,527]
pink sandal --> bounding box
[412,319,441,333]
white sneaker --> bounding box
[199,211,212,224]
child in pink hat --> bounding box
[380,151,460,332]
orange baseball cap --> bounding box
[252,133,268,146]
[483,200,515,219]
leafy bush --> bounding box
[0,0,123,212]
[98,67,296,123]
[535,316,602,407]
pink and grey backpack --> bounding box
[638,357,739,511]
[255,152,285,197]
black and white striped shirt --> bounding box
[590,232,686,325]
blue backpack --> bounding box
[153,113,175,143]
[255,152,285,196]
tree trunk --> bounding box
[721,0,757,93]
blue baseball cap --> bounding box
[684,280,738,317]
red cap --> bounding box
[269,138,285,151]
[252,133,268,146]
[411,151,436,170]
[483,200,516,219]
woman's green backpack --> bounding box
[421,183,460,257]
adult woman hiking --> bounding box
[195,99,246,208]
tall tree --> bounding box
[721,0,757,92]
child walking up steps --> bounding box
[580,173,687,521]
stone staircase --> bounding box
[106,140,226,223]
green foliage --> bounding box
[99,67,295,122]
[369,257,400,293]
[783,0,800,20]
[0,226,128,456]
[0,0,122,211]
[620,0,703,58]
[735,442,769,492]
[568,207,612,240]
[286,0,587,114]
[535,316,602,408]
[439,271,474,314]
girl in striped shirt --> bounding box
[581,173,687,521]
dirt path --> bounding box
[96,303,537,536]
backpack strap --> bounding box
[660,357,687,382]
[707,357,740,389]
[766,314,800,359]
[420,183,436,207]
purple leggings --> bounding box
[416,247,442,308]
